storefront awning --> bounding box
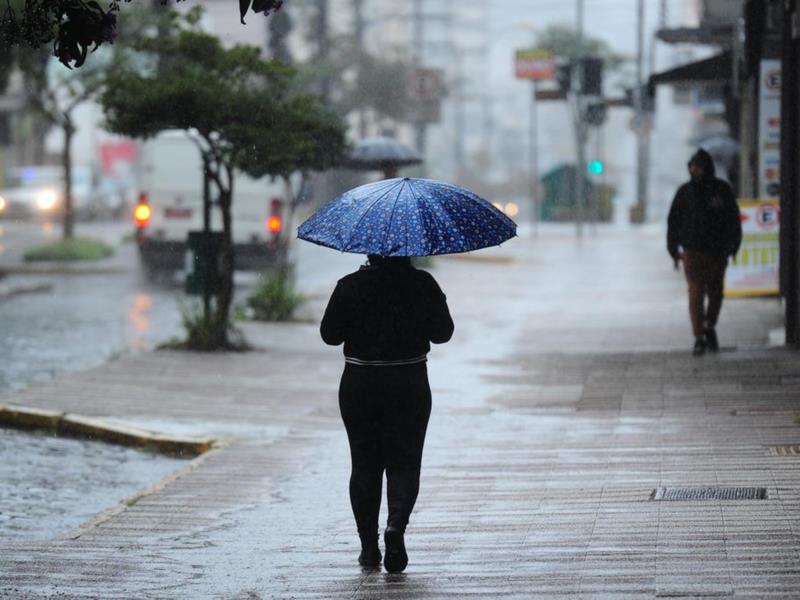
[656,26,734,46]
[649,51,733,88]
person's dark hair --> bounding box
[367,255,412,268]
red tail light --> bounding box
[267,215,282,233]
[134,193,151,228]
[267,197,283,234]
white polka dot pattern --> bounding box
[297,177,517,256]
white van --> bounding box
[133,130,287,276]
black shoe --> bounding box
[705,328,719,352]
[383,526,408,573]
[693,335,706,356]
[358,533,381,567]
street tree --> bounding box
[0,0,284,67]
[535,24,627,69]
[295,34,412,132]
[229,93,347,275]
[101,9,345,349]
[26,55,107,239]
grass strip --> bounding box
[24,237,114,262]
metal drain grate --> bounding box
[651,487,768,501]
[769,445,800,455]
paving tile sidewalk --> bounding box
[1,225,799,599]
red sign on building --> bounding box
[514,49,555,81]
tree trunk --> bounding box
[277,175,297,278]
[213,171,235,348]
[62,118,75,240]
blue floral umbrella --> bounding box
[297,177,517,256]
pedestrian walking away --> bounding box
[300,176,512,572]
[667,148,742,356]
[320,255,454,573]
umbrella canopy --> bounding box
[297,177,517,257]
[692,134,739,161]
[347,137,423,170]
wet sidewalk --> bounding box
[2,224,799,599]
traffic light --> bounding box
[587,160,604,175]
[625,84,656,112]
[556,63,572,95]
[583,102,607,126]
[580,57,603,95]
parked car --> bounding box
[133,130,289,278]
[0,165,124,221]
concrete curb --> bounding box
[0,281,54,301]
[0,404,216,457]
[0,263,127,276]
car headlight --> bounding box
[36,189,58,211]
[0,195,6,212]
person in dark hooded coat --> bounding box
[667,148,742,355]
[320,255,454,573]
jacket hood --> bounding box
[689,148,716,178]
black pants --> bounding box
[339,363,432,536]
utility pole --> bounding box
[353,0,365,45]
[412,0,426,154]
[573,0,587,236]
[353,0,367,137]
[315,0,331,101]
[530,81,540,236]
[634,0,650,223]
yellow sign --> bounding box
[725,199,780,297]
[515,49,554,81]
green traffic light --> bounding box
[587,160,604,175]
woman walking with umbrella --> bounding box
[299,177,516,573]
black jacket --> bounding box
[320,259,454,362]
[667,150,742,259]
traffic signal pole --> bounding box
[530,81,540,237]
[573,0,586,237]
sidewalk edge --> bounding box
[62,443,230,541]
[0,403,217,457]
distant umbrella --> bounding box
[297,177,517,257]
[347,137,423,177]
[692,134,739,162]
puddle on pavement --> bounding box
[0,428,186,540]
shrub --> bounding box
[160,300,250,352]
[245,272,304,322]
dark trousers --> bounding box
[338,363,431,537]
[683,250,728,337]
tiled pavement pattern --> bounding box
[1,225,799,599]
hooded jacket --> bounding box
[320,257,454,363]
[667,149,742,259]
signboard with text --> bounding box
[407,67,444,124]
[725,198,780,297]
[514,49,554,81]
[758,60,781,198]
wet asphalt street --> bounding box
[0,220,361,392]
[0,428,186,540]
[0,219,360,541]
